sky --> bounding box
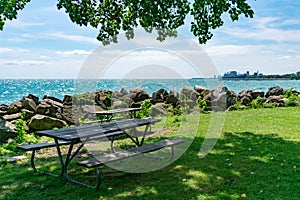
[0,0,300,79]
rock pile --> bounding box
[0,85,299,142]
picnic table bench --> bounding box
[17,117,184,188]
[78,138,184,188]
[84,107,142,124]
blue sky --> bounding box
[0,0,300,78]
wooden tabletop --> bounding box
[35,118,160,141]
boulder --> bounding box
[266,86,284,97]
[266,96,286,107]
[7,101,22,114]
[43,98,64,108]
[120,88,129,96]
[169,90,180,98]
[63,95,72,105]
[36,99,64,119]
[152,89,169,103]
[62,105,75,125]
[111,100,128,109]
[194,85,210,98]
[28,114,67,131]
[36,102,51,115]
[129,88,150,102]
[113,91,124,99]
[21,97,37,112]
[240,95,253,106]
[181,86,193,96]
[181,86,198,101]
[21,109,35,120]
[238,90,250,100]
[0,104,9,112]
[43,95,63,103]
[166,95,179,108]
[26,94,39,105]
[2,113,22,121]
[95,90,113,109]
[151,103,168,116]
[249,90,265,99]
[0,119,17,143]
[209,86,236,110]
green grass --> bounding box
[1,107,300,199]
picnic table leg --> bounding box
[124,123,151,147]
[30,148,64,177]
[54,139,102,188]
[139,124,151,146]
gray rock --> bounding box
[120,88,129,95]
[7,101,22,114]
[151,103,168,116]
[21,97,37,112]
[2,113,22,121]
[240,95,253,106]
[250,90,265,99]
[266,95,286,106]
[266,86,284,97]
[166,95,179,108]
[0,104,9,112]
[129,88,150,102]
[43,95,63,103]
[194,85,210,98]
[152,89,169,103]
[28,114,67,131]
[0,119,17,142]
[26,94,39,105]
[21,109,35,120]
[63,95,72,105]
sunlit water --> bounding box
[0,79,299,105]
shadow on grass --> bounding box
[1,132,300,200]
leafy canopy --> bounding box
[0,0,254,45]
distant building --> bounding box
[222,70,263,79]
[223,70,246,78]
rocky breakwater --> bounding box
[0,85,299,143]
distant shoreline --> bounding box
[220,78,294,81]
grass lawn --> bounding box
[0,107,300,200]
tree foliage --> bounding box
[0,0,254,45]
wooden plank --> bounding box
[36,118,160,141]
[17,140,72,151]
[78,138,184,168]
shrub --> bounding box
[283,88,298,107]
[197,97,208,112]
[251,96,263,109]
[135,99,152,118]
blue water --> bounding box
[0,79,299,105]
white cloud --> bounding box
[6,20,45,28]
[0,48,30,53]
[221,17,300,43]
[0,60,47,66]
[0,48,13,53]
[56,49,91,56]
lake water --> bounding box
[0,79,299,105]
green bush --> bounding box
[250,96,263,109]
[283,88,299,107]
[197,97,208,111]
[0,113,39,157]
[135,100,152,118]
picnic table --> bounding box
[90,107,142,123]
[18,117,184,188]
